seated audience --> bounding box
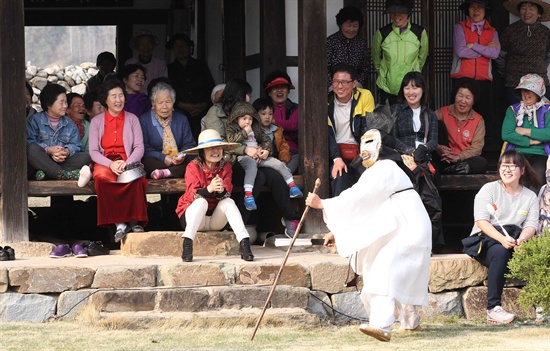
[25,80,36,118]
[27,84,91,180]
[211,84,225,104]
[434,78,487,174]
[125,29,168,94]
[118,64,152,118]
[167,33,215,140]
[83,91,105,119]
[86,51,116,94]
[328,63,375,197]
[502,73,550,185]
[263,71,300,173]
[66,93,90,151]
[88,79,148,243]
[225,101,303,213]
[176,129,254,262]
[140,81,196,179]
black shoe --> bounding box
[182,237,193,262]
[239,238,254,261]
[114,226,131,243]
[83,241,110,256]
[4,246,15,260]
[0,247,8,261]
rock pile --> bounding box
[26,63,99,110]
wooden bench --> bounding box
[28,175,306,197]
[438,173,499,191]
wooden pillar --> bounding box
[260,0,286,81]
[0,0,28,242]
[223,0,246,80]
[298,0,328,233]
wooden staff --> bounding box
[250,178,321,341]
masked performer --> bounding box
[306,129,431,342]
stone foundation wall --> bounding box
[26,63,99,111]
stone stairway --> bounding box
[0,232,535,323]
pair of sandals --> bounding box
[114,223,144,243]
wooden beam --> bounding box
[0,0,28,242]
[298,0,328,233]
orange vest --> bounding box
[450,19,495,81]
[440,105,482,155]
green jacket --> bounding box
[372,21,428,96]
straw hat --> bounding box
[502,0,550,21]
[181,129,239,154]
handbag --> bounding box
[462,224,522,257]
[338,143,359,162]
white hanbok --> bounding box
[321,160,431,319]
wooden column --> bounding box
[298,0,328,233]
[260,0,286,81]
[223,0,246,80]
[0,0,28,242]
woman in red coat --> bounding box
[176,129,254,262]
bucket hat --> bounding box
[514,73,546,98]
[502,0,550,21]
[129,29,161,50]
[384,0,414,15]
[181,129,239,154]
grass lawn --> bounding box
[1,319,549,351]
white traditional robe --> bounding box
[321,160,431,306]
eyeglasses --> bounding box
[500,164,518,171]
[332,79,354,87]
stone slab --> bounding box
[425,291,464,318]
[0,241,55,258]
[0,292,56,322]
[92,265,156,289]
[0,268,7,293]
[237,263,309,287]
[307,290,334,320]
[429,255,487,293]
[57,289,95,318]
[157,263,235,287]
[157,288,211,312]
[462,286,535,320]
[331,291,368,323]
[310,261,358,294]
[9,266,94,293]
[207,285,309,310]
[121,231,239,257]
[89,289,157,312]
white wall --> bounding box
[204,0,224,84]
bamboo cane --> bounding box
[250,178,321,341]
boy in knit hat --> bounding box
[226,101,303,212]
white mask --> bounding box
[360,129,382,169]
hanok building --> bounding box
[0,0,548,244]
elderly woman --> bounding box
[89,79,148,242]
[204,78,302,237]
[263,71,300,174]
[118,63,152,118]
[499,0,550,104]
[66,93,90,151]
[27,84,91,180]
[435,78,488,174]
[502,73,550,185]
[140,81,196,179]
[326,6,368,89]
[176,129,254,262]
[451,0,500,123]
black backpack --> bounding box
[379,23,424,44]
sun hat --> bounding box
[181,129,239,154]
[129,28,161,50]
[502,0,550,21]
[514,73,547,98]
[263,77,295,92]
[384,0,414,15]
[459,0,491,11]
